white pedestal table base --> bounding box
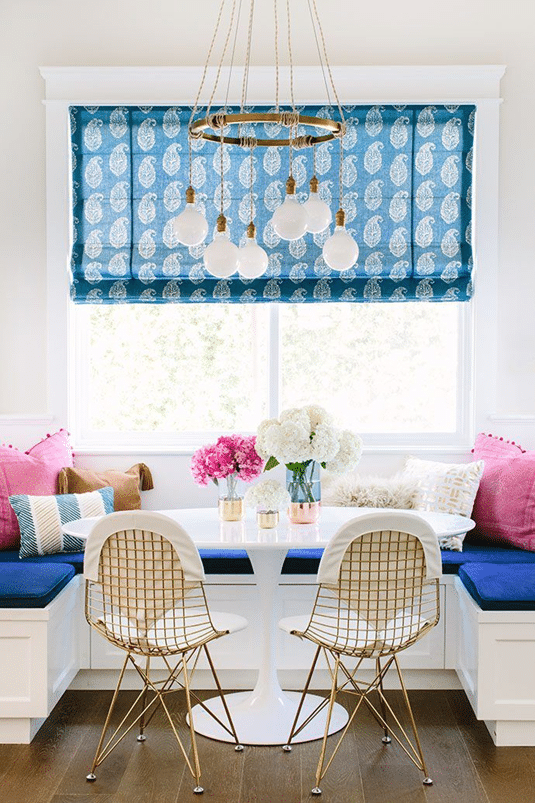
[191,690,348,745]
[192,541,348,744]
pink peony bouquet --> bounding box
[191,434,264,486]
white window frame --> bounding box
[72,302,468,450]
[41,65,505,455]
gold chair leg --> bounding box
[377,657,391,745]
[312,653,341,796]
[394,655,432,785]
[203,644,243,751]
[86,652,130,781]
[182,648,204,794]
[283,644,322,751]
[137,655,150,742]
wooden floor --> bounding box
[1,689,534,803]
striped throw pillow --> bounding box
[9,487,114,558]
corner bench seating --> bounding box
[2,541,535,745]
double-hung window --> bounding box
[73,300,467,448]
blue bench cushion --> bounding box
[441,543,535,574]
[0,563,75,608]
[282,548,323,574]
[199,544,535,576]
[198,549,253,574]
[283,544,535,577]
[197,548,324,575]
[459,563,535,611]
[284,544,535,577]
[0,548,319,577]
[1,540,534,582]
[0,550,85,573]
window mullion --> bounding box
[268,304,280,419]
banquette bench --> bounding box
[1,540,535,745]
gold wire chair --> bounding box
[278,511,442,794]
[83,510,247,794]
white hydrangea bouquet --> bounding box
[244,479,291,528]
[255,405,362,522]
[244,479,290,511]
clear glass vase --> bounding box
[286,461,321,524]
[217,473,244,521]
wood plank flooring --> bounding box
[1,689,534,803]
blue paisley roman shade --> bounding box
[70,104,475,303]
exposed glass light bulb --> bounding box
[322,209,359,271]
[238,224,269,279]
[303,176,332,233]
[203,214,240,278]
[170,186,208,246]
[271,176,308,241]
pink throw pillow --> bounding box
[471,432,535,550]
[0,430,74,550]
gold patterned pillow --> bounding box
[404,457,484,517]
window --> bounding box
[41,67,503,449]
[72,300,469,448]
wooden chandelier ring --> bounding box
[189,112,343,148]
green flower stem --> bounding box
[221,472,240,501]
[286,460,319,504]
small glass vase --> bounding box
[286,461,321,524]
[217,473,244,522]
[256,509,279,529]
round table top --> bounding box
[62,506,475,550]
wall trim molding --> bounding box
[39,65,506,104]
[489,414,535,423]
[0,415,55,424]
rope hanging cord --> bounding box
[189,112,344,148]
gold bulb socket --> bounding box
[247,222,256,239]
[185,186,195,204]
[286,176,296,195]
[216,214,227,232]
[309,175,319,193]
[335,209,346,227]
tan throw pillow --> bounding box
[57,464,154,511]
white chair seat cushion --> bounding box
[280,608,430,653]
[279,612,379,652]
[100,609,247,651]
[209,610,249,635]
[380,609,429,648]
[278,614,310,635]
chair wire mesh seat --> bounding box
[278,511,441,794]
[84,511,247,794]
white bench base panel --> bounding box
[0,575,85,743]
[3,573,535,745]
[484,720,535,747]
[0,717,46,744]
[455,576,535,746]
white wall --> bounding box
[1,1,535,480]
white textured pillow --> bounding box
[403,457,483,550]
[322,472,416,509]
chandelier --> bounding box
[170,0,359,279]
